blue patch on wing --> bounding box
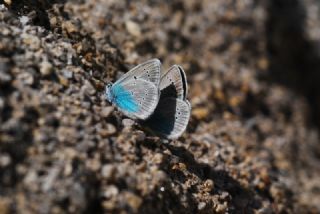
[112,84,139,113]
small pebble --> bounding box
[22,34,41,50]
[42,167,59,192]
[192,107,209,120]
[0,155,11,167]
[152,153,163,164]
[101,106,114,118]
[135,131,145,141]
[62,20,79,34]
[40,61,53,76]
[58,75,69,87]
[0,97,4,109]
[122,118,134,127]
[125,20,141,37]
[103,185,119,198]
[19,16,29,25]
[81,80,96,95]
[198,202,206,210]
[62,69,73,79]
[0,71,11,83]
[19,72,34,85]
[101,164,116,179]
[124,192,142,211]
[97,123,116,137]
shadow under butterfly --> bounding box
[143,65,191,140]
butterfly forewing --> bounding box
[112,79,159,120]
[160,65,188,100]
[116,59,161,87]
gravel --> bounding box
[1,0,320,213]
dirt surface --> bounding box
[1,0,320,213]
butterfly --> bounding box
[143,65,191,139]
[105,59,161,120]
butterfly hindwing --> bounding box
[116,59,161,87]
[112,79,159,120]
[145,97,191,139]
[143,64,191,139]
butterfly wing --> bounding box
[144,97,191,139]
[116,59,161,87]
[112,79,159,120]
[144,65,190,139]
[160,65,188,100]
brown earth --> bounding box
[1,0,320,213]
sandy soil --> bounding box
[1,0,320,213]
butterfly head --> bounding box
[105,83,113,103]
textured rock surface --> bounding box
[0,0,320,213]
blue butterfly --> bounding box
[144,65,191,139]
[105,59,161,120]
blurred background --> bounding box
[0,0,320,213]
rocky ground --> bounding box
[1,0,320,213]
